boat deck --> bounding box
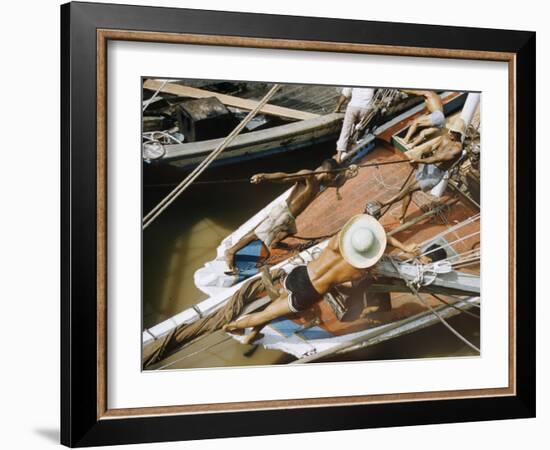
[163,79,341,115]
[267,145,478,264]
[256,142,479,339]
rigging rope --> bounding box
[144,158,414,189]
[410,213,480,255]
[430,294,480,319]
[142,80,167,112]
[154,334,233,370]
[403,230,480,264]
[143,84,282,229]
[388,258,480,353]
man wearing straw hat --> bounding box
[378,116,465,224]
[223,214,419,344]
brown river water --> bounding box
[142,142,480,370]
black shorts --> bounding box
[284,265,321,312]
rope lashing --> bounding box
[388,258,480,353]
[143,84,282,229]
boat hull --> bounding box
[158,113,344,169]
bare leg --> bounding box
[380,177,419,208]
[241,326,264,345]
[409,127,438,147]
[223,292,293,344]
[403,118,420,143]
[403,115,432,143]
[399,193,413,223]
[270,230,290,248]
[224,230,263,273]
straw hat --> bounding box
[339,214,387,269]
[445,116,466,136]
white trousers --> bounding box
[336,106,370,152]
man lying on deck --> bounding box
[224,158,348,274]
[401,90,445,146]
[223,214,422,344]
[378,116,465,224]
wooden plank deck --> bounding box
[260,140,479,337]
[144,79,322,120]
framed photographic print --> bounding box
[61,1,536,447]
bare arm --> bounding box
[412,143,462,165]
[400,89,427,97]
[387,236,423,261]
[251,169,315,184]
[405,136,442,160]
[334,95,349,113]
[387,236,420,254]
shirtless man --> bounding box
[379,116,465,223]
[224,158,346,273]
[223,214,421,344]
[401,90,445,145]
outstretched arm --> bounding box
[405,136,442,161]
[411,143,462,165]
[387,236,420,255]
[400,89,427,97]
[334,95,349,113]
[251,169,316,184]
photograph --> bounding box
[141,79,481,370]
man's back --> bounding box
[342,87,375,109]
[307,235,365,295]
[434,134,462,170]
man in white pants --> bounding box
[334,87,376,162]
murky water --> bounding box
[142,141,479,370]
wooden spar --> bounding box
[143,79,320,121]
[448,180,480,209]
[291,297,479,364]
[387,197,460,237]
[143,84,282,229]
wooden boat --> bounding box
[193,91,469,295]
[142,91,479,368]
[142,80,430,169]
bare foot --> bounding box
[222,322,244,335]
[360,305,381,319]
[242,329,263,345]
[418,255,431,265]
[224,249,235,273]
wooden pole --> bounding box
[143,79,318,121]
[143,84,281,229]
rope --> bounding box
[430,294,480,319]
[388,258,480,353]
[144,158,412,189]
[403,230,480,264]
[377,167,415,219]
[143,84,281,229]
[412,214,480,255]
[142,80,167,112]
[154,334,233,370]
